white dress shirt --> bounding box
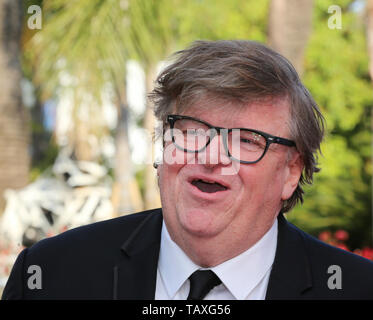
[155,218,278,300]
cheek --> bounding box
[158,153,186,205]
[158,163,178,195]
[239,161,285,203]
[164,141,198,166]
[262,163,288,206]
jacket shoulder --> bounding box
[2,208,162,299]
[29,208,162,254]
[289,221,373,298]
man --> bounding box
[3,40,373,300]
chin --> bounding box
[178,208,223,238]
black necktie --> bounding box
[187,270,222,300]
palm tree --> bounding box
[0,0,31,213]
[26,0,143,215]
[268,0,314,75]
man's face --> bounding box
[158,96,302,250]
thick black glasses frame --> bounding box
[166,114,296,164]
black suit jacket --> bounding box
[2,208,373,299]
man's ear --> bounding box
[156,163,161,187]
[281,151,304,201]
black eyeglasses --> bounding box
[165,114,296,164]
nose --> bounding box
[197,132,232,167]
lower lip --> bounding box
[188,182,230,201]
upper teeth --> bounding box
[198,179,225,187]
[200,179,214,184]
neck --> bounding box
[167,217,276,268]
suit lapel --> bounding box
[265,213,313,299]
[114,209,163,300]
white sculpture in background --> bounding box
[0,150,114,249]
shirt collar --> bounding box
[211,219,278,299]
[158,218,278,300]
[158,222,200,298]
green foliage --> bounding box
[125,0,181,69]
[176,0,269,46]
[288,0,373,249]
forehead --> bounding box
[177,95,292,136]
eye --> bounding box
[186,128,207,136]
[241,133,261,144]
[240,138,254,144]
[237,132,266,150]
[187,129,198,135]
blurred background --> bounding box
[0,0,373,294]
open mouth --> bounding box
[191,179,228,193]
